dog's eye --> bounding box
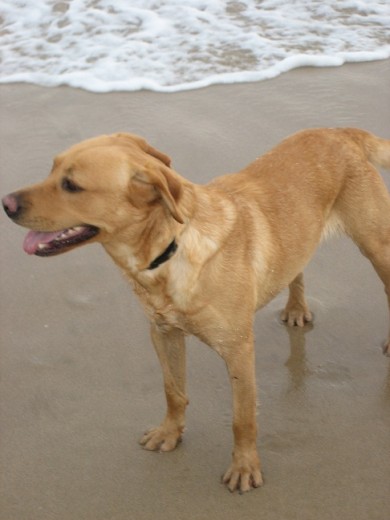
[61,178,84,193]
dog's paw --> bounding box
[222,454,263,493]
[281,305,313,327]
[139,422,183,452]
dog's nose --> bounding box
[2,194,21,219]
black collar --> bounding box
[148,239,178,270]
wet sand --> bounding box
[1,60,390,520]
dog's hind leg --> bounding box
[140,326,188,450]
[281,272,313,327]
[357,238,390,355]
[355,238,390,355]
[336,162,390,355]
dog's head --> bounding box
[2,133,184,256]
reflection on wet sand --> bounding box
[283,321,314,392]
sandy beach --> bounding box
[1,60,389,520]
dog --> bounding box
[2,128,390,493]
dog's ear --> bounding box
[113,132,172,167]
[113,133,183,223]
[132,164,184,224]
[143,143,172,167]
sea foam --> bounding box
[1,0,389,93]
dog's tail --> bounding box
[343,128,390,170]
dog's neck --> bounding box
[103,183,237,283]
[102,196,185,277]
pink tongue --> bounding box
[23,230,62,255]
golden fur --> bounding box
[3,127,390,492]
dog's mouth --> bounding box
[23,225,100,256]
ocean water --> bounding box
[1,0,389,93]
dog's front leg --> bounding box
[140,325,188,452]
[221,337,263,493]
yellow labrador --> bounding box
[3,128,390,493]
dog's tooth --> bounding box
[73,226,83,232]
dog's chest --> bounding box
[131,279,192,333]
